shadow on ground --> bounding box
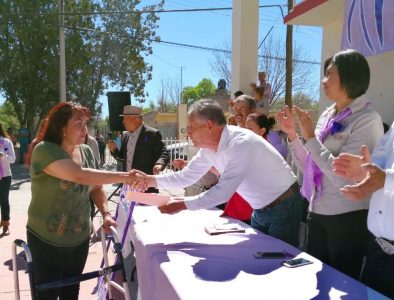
[3,251,27,271]
[11,164,30,180]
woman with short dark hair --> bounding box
[277,49,383,279]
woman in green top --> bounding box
[25,102,138,300]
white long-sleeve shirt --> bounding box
[156,125,297,210]
[368,121,394,240]
[0,137,16,178]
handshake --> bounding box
[124,169,188,214]
[125,169,155,192]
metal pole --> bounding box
[59,0,66,102]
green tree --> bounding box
[181,86,199,104]
[0,101,19,130]
[181,78,216,105]
[0,0,163,136]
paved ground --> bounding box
[0,162,184,300]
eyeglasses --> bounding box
[187,121,207,133]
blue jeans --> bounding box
[251,190,303,247]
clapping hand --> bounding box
[276,105,297,141]
[333,145,371,182]
[293,106,315,141]
[340,163,386,200]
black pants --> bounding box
[306,210,368,279]
[0,176,11,221]
[27,231,89,300]
[361,236,394,299]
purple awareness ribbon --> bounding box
[301,107,353,201]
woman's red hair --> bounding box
[25,102,90,166]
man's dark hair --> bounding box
[234,90,244,98]
[383,122,390,134]
[324,49,370,99]
[234,94,256,111]
[188,99,226,125]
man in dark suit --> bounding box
[108,105,169,193]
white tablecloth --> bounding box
[128,205,387,300]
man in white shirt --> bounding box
[135,99,303,246]
[333,122,394,298]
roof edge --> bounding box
[284,0,328,24]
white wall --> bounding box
[319,20,393,125]
[366,51,394,125]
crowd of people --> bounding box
[1,48,393,299]
[128,49,393,298]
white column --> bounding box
[231,0,259,99]
[177,104,187,140]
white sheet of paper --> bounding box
[124,191,170,206]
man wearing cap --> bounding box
[108,105,169,193]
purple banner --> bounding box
[341,0,394,56]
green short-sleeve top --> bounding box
[27,141,98,247]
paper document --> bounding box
[124,191,170,206]
[205,223,245,235]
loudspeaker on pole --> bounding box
[107,91,131,131]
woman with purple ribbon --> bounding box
[0,121,16,236]
[277,49,383,279]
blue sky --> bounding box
[98,0,322,117]
[0,1,323,118]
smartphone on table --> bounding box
[282,258,313,268]
[254,251,286,259]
